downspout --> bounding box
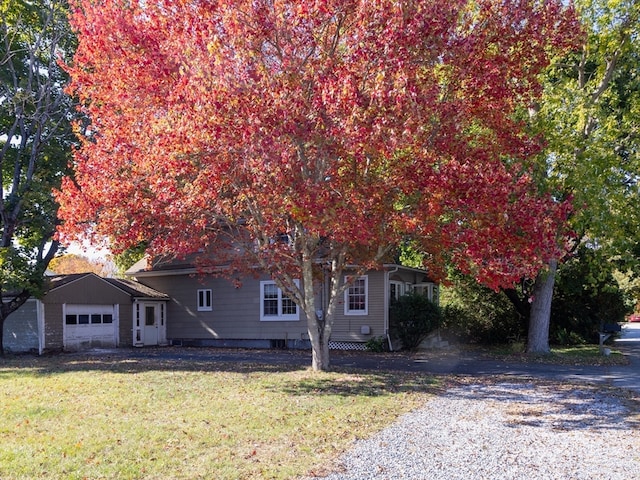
[384,265,399,352]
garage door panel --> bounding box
[64,305,117,350]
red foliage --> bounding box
[58,0,581,290]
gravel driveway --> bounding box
[305,381,640,480]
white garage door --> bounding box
[64,305,117,350]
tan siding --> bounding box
[44,275,132,305]
[331,271,386,342]
[138,275,309,341]
[118,305,133,346]
[134,266,434,346]
[43,304,64,351]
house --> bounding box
[126,258,438,351]
[3,262,438,354]
[2,273,169,353]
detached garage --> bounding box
[41,273,169,352]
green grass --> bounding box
[486,343,629,366]
[0,354,439,480]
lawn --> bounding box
[0,353,438,480]
[486,343,629,366]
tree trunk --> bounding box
[527,259,558,354]
[1,303,15,357]
[1,297,11,356]
[0,316,4,357]
[298,246,335,372]
[502,287,531,335]
[308,315,331,371]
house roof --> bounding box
[102,277,170,299]
[47,272,169,299]
[125,254,231,277]
[125,255,198,276]
[126,254,434,283]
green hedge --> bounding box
[389,293,442,350]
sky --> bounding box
[65,240,111,262]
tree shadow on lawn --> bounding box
[444,379,640,431]
[0,349,442,398]
[0,352,304,376]
[271,370,442,397]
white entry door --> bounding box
[133,302,166,347]
[143,304,159,346]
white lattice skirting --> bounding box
[329,341,367,351]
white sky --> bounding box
[65,241,111,261]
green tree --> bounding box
[551,246,630,345]
[519,0,639,353]
[112,243,147,275]
[0,0,77,353]
[440,271,523,345]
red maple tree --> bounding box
[58,0,580,370]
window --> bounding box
[145,306,156,326]
[390,281,405,302]
[65,313,113,325]
[197,289,212,311]
[413,283,436,302]
[345,276,368,315]
[260,281,299,321]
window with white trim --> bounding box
[260,281,299,321]
[197,289,212,311]
[390,280,405,301]
[345,276,368,315]
[413,283,436,302]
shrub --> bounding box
[365,336,388,352]
[553,327,586,346]
[439,273,524,345]
[389,293,442,350]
